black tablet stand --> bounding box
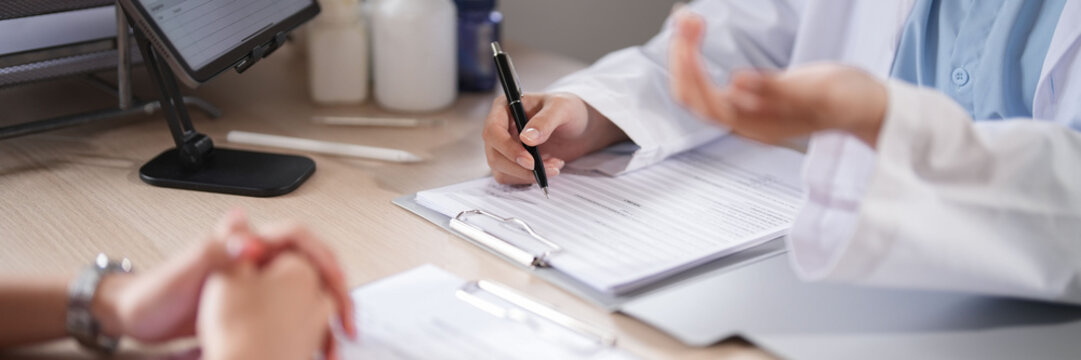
[128,14,315,197]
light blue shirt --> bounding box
[890,0,1066,120]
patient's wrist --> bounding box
[90,274,131,338]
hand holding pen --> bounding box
[482,44,631,191]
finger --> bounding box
[731,70,768,94]
[484,96,510,132]
[542,158,566,173]
[493,170,536,186]
[482,97,525,161]
[257,224,356,339]
[678,17,737,122]
[309,292,337,360]
[669,26,701,109]
[730,87,765,114]
[730,71,772,112]
[483,118,530,169]
[201,234,265,273]
[323,325,339,360]
[485,131,530,170]
[491,155,565,185]
[213,208,252,240]
[207,208,264,267]
[730,71,789,120]
[669,11,712,114]
[519,105,572,147]
[264,235,353,341]
[486,147,536,181]
[519,93,546,117]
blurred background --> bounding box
[501,0,681,63]
[0,0,683,130]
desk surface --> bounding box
[0,43,772,360]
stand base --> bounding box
[140,147,315,197]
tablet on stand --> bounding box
[117,0,321,197]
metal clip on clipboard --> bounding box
[449,210,563,268]
[456,280,617,347]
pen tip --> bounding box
[543,187,550,199]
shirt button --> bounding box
[951,68,970,86]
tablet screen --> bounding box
[141,0,311,70]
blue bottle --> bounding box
[455,0,502,92]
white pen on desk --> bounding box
[226,130,423,163]
[312,116,444,128]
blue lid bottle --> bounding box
[455,0,502,92]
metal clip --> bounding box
[456,280,616,347]
[449,209,562,268]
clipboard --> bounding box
[393,193,786,311]
[396,192,1081,357]
[342,265,637,359]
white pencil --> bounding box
[226,131,423,163]
[312,116,443,127]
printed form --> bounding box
[416,136,805,294]
[340,265,637,360]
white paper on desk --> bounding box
[416,136,804,294]
[338,265,637,360]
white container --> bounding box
[370,0,457,112]
[308,0,369,105]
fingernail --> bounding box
[516,156,534,170]
[546,166,561,176]
[520,128,540,143]
[554,159,566,169]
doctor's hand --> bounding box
[669,9,888,147]
[483,93,629,184]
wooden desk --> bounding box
[0,43,772,360]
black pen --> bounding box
[492,41,550,198]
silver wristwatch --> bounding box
[67,253,133,354]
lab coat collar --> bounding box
[1034,0,1081,119]
[845,0,916,78]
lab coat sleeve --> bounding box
[546,0,803,175]
[790,80,1081,304]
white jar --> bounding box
[308,0,368,105]
[370,0,457,112]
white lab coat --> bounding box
[547,0,1081,304]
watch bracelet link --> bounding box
[66,253,133,354]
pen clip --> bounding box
[456,280,617,347]
[491,41,523,99]
[449,210,562,268]
[506,55,522,95]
